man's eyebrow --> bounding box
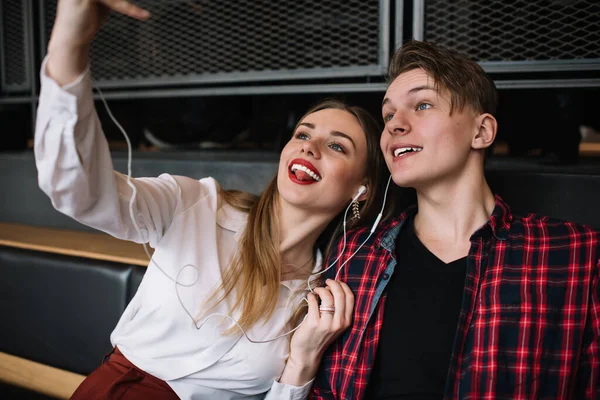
[382,85,439,108]
[407,85,437,95]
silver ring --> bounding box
[319,305,335,313]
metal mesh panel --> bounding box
[43,0,387,88]
[1,1,30,91]
[420,0,600,71]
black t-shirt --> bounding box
[365,217,467,399]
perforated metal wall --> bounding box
[0,0,31,92]
[43,0,389,88]
[414,0,600,72]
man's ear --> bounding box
[472,113,497,150]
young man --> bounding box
[310,41,599,399]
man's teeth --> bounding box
[393,147,423,157]
[290,164,322,181]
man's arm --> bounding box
[575,258,600,398]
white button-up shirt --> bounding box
[34,59,317,399]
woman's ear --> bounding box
[472,113,497,150]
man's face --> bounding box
[380,68,479,189]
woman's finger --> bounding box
[324,280,347,326]
[313,287,335,319]
[100,0,150,20]
[313,287,334,306]
[305,292,320,322]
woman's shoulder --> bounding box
[156,174,217,202]
[145,174,222,218]
[163,174,249,229]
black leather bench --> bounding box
[0,246,146,398]
[487,169,600,228]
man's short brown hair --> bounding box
[389,40,498,116]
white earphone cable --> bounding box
[95,84,389,342]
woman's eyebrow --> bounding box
[298,122,355,149]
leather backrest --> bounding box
[0,246,144,375]
[486,170,600,228]
[129,266,147,304]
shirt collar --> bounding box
[482,194,512,241]
[379,206,417,253]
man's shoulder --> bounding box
[326,217,401,284]
[511,213,598,235]
[345,209,409,245]
[509,213,599,251]
[326,212,407,270]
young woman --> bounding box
[34,1,389,399]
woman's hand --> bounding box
[47,0,150,85]
[279,279,354,386]
[50,0,149,49]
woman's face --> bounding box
[277,108,368,216]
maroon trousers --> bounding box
[70,347,179,400]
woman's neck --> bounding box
[277,199,332,280]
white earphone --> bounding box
[354,185,367,201]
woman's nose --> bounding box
[301,140,321,158]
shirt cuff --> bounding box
[269,378,314,400]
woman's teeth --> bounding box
[290,164,322,181]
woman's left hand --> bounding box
[278,279,354,386]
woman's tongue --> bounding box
[295,169,314,181]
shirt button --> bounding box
[382,273,390,280]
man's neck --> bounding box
[410,171,495,262]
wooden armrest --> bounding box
[0,352,86,399]
[580,142,600,155]
[0,223,150,266]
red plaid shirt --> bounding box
[311,195,600,399]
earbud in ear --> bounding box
[352,185,367,202]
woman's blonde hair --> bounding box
[203,99,392,334]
